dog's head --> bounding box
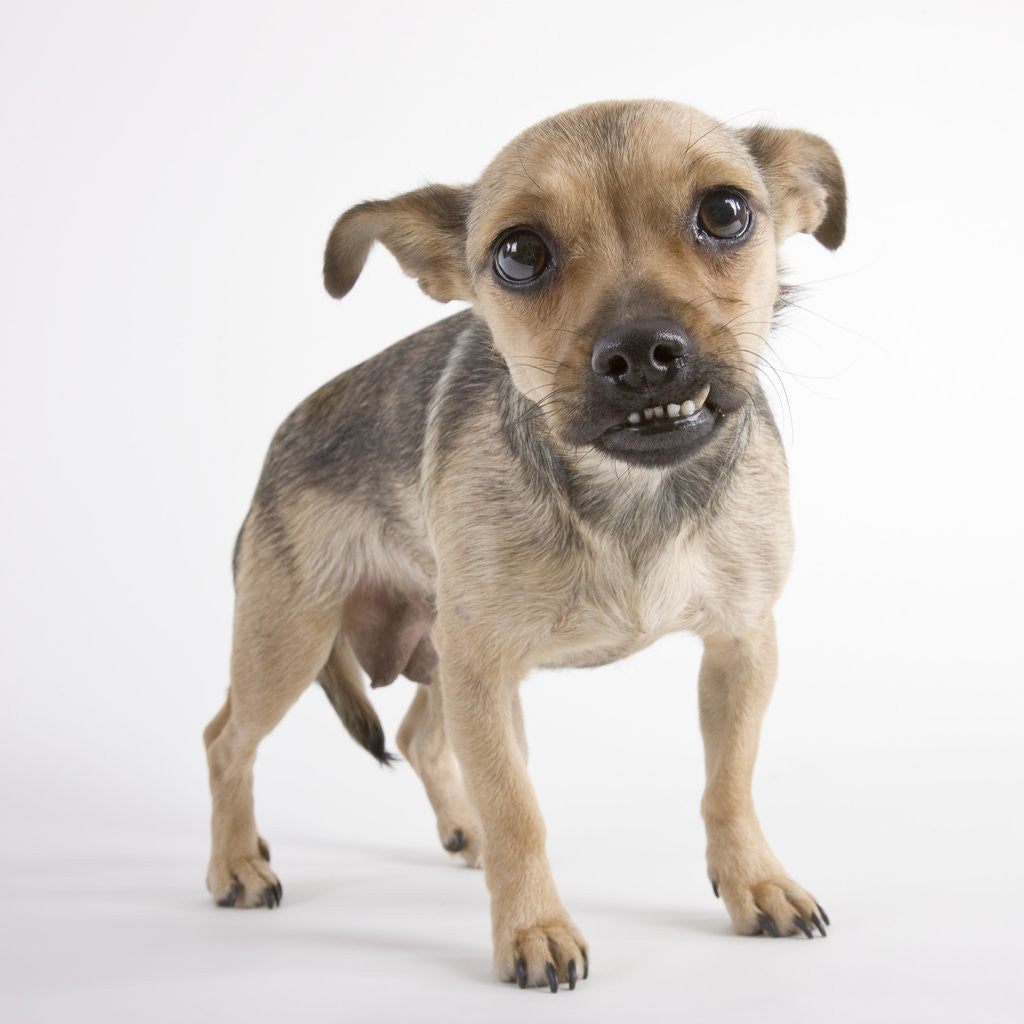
[324,101,845,467]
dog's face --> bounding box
[324,101,845,467]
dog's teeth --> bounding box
[666,403,681,418]
[680,399,696,417]
[653,406,665,418]
[627,411,641,424]
[694,383,711,409]
[643,408,655,421]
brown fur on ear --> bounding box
[323,184,473,302]
[741,126,846,249]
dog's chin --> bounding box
[590,403,724,468]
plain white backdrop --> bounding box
[2,1,1022,1021]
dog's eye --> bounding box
[697,190,751,240]
[493,229,550,284]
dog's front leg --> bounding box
[699,616,828,939]
[436,613,587,990]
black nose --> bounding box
[591,318,689,393]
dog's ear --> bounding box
[323,184,472,302]
[740,126,846,250]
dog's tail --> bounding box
[317,636,397,766]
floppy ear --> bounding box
[323,184,473,301]
[740,126,847,249]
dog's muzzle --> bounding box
[588,317,723,467]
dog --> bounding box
[203,99,845,991]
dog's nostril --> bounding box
[606,354,629,377]
[652,343,678,366]
[591,320,690,388]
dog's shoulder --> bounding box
[688,408,794,630]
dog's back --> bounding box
[252,309,476,528]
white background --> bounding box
[2,1,1022,1021]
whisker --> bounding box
[777,296,876,345]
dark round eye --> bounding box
[697,190,752,240]
[493,229,550,284]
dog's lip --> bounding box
[596,402,721,453]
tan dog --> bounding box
[203,100,845,991]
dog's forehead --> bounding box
[468,101,762,249]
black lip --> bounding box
[594,404,722,467]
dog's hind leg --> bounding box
[204,564,337,909]
[397,680,483,867]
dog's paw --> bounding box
[440,823,482,868]
[207,850,282,909]
[495,918,589,991]
[711,870,828,938]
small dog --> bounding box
[204,100,845,991]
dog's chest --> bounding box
[538,536,710,669]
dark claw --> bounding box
[515,958,527,989]
[793,915,814,939]
[712,879,719,898]
[567,959,577,991]
[816,903,830,927]
[216,880,239,908]
[545,963,558,993]
[582,950,589,980]
[267,879,282,907]
[811,913,827,937]
[757,913,780,937]
[444,829,467,853]
[257,838,271,862]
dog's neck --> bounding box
[496,371,757,557]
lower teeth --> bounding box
[628,405,701,427]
